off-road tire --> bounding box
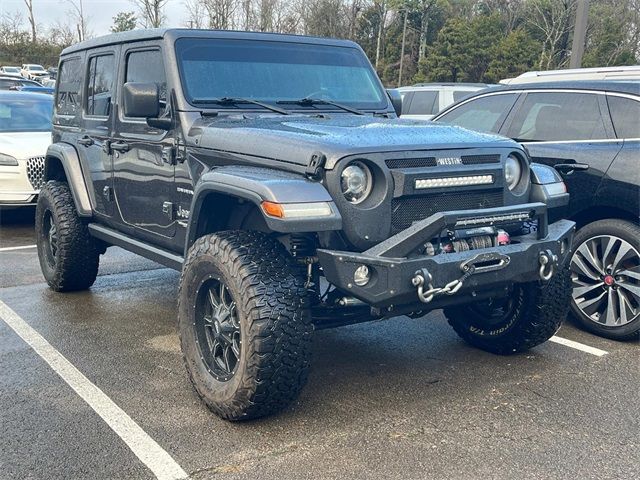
[444,261,571,355]
[569,219,640,341]
[178,231,313,421]
[35,181,100,292]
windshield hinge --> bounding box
[306,152,326,180]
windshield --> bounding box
[28,65,45,71]
[176,38,386,110]
[4,67,20,73]
[0,96,52,132]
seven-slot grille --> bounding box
[385,154,500,169]
[391,190,504,232]
[26,156,46,190]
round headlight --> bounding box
[341,161,372,204]
[505,154,523,191]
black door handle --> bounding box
[111,141,130,153]
[555,163,589,174]
[77,136,93,147]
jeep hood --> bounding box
[189,115,516,168]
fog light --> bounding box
[353,265,370,286]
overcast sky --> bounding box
[1,0,189,37]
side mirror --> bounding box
[122,82,160,118]
[387,89,402,117]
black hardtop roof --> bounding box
[493,80,639,96]
[61,28,360,56]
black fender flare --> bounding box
[45,143,92,217]
[186,166,341,251]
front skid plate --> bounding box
[317,219,575,308]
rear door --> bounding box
[502,90,622,217]
[78,47,119,218]
[596,93,640,216]
[402,90,440,119]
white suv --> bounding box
[21,64,49,82]
[0,91,52,206]
[397,83,495,120]
[501,65,640,84]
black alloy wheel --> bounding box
[194,278,242,382]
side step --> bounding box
[88,224,184,271]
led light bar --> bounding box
[261,201,333,219]
[455,212,532,227]
[415,175,494,189]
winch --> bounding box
[422,226,510,256]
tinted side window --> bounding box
[607,95,640,139]
[437,93,517,133]
[56,58,82,116]
[125,49,167,104]
[452,90,475,102]
[86,54,115,117]
[406,90,439,115]
[507,92,607,141]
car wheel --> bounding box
[444,260,571,354]
[35,181,100,292]
[569,219,640,340]
[178,231,313,420]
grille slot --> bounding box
[391,190,504,232]
[386,154,500,169]
[386,157,437,169]
[460,154,500,165]
[26,156,46,190]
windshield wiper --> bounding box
[277,97,365,115]
[191,97,290,115]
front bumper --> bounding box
[0,165,38,205]
[317,203,575,309]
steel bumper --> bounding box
[317,203,575,308]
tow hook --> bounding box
[412,267,469,304]
[538,250,557,281]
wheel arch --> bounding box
[184,166,342,255]
[45,143,92,217]
[572,205,639,230]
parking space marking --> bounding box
[0,300,188,480]
[549,335,608,357]
[0,245,37,252]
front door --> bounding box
[503,90,622,217]
[111,45,177,245]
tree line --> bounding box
[1,0,638,86]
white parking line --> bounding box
[549,335,608,357]
[0,244,37,252]
[0,300,188,480]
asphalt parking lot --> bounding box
[1,208,638,480]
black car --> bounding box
[38,29,573,420]
[434,81,640,340]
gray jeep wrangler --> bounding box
[38,29,575,421]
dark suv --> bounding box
[434,81,640,340]
[38,29,574,420]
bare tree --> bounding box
[374,0,388,69]
[0,11,28,46]
[203,0,238,30]
[66,0,89,42]
[184,0,206,28]
[22,0,37,42]
[49,19,78,47]
[526,0,577,69]
[131,0,169,28]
